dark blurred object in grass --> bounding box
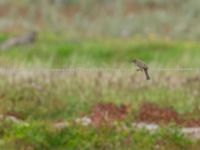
[0,31,37,51]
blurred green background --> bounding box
[1,0,200,39]
[0,0,200,68]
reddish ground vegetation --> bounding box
[137,102,182,124]
[137,102,200,127]
[90,103,130,126]
[88,102,200,127]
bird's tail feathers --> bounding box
[144,69,150,80]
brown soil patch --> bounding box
[137,102,200,127]
[88,102,200,127]
[90,103,130,126]
[137,102,182,124]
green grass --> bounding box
[1,35,200,68]
[0,120,194,150]
[0,71,199,121]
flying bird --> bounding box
[132,59,150,80]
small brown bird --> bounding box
[132,59,150,80]
[0,31,37,50]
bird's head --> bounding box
[132,59,137,63]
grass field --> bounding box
[0,33,200,149]
[1,0,200,149]
[0,34,200,68]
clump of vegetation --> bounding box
[0,119,194,150]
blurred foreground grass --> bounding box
[0,120,196,150]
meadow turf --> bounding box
[0,34,200,68]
